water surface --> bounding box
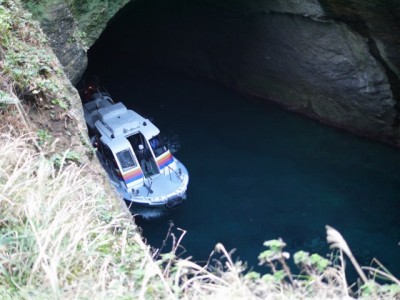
[84,61,400,277]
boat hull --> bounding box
[124,195,184,209]
[103,155,189,208]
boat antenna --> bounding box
[103,87,111,97]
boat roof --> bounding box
[84,97,160,143]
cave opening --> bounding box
[82,0,400,277]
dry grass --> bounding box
[0,132,399,299]
[1,0,399,298]
[163,243,349,300]
[0,132,175,299]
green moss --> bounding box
[1,0,61,101]
[66,0,130,47]
[22,0,130,45]
[2,1,399,298]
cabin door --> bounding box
[127,133,159,176]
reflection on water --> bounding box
[84,63,400,278]
[126,202,168,220]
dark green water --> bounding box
[83,1,400,278]
[85,62,400,277]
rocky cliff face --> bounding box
[22,0,130,84]
[234,0,400,143]
[25,0,400,145]
[100,0,399,145]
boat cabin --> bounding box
[84,94,176,190]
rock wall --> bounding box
[22,0,130,84]
[103,0,399,145]
[25,0,400,145]
[234,1,400,142]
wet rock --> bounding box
[24,0,400,145]
[23,0,130,84]
[235,13,397,140]
[123,0,400,144]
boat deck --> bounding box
[125,161,189,206]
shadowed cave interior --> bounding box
[81,0,400,278]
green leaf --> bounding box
[263,239,286,251]
[258,249,276,262]
[160,252,175,261]
[294,250,310,265]
[360,281,377,296]
[66,151,80,162]
[244,271,261,280]
[261,273,275,283]
[310,253,330,273]
[273,270,286,282]
[379,284,400,296]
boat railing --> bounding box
[166,165,183,182]
[143,176,153,196]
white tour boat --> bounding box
[83,90,189,208]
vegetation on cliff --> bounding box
[0,131,399,299]
[0,0,87,154]
[0,0,399,299]
[20,0,131,83]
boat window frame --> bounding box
[115,148,137,172]
[98,140,114,163]
[149,135,168,157]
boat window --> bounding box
[97,140,115,163]
[102,143,114,162]
[116,149,136,171]
[149,136,168,157]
